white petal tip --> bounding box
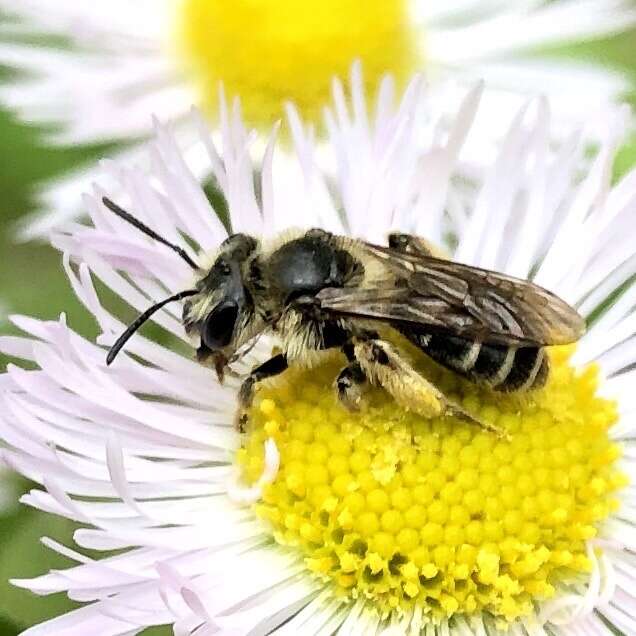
[226,437,280,505]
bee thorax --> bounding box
[267,234,352,302]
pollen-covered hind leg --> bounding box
[353,338,508,438]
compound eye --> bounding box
[202,301,238,350]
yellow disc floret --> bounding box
[177,0,420,129]
[238,346,625,624]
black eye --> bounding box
[202,301,238,350]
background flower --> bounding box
[0,1,634,237]
[0,74,635,635]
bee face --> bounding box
[183,233,258,356]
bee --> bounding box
[103,197,585,435]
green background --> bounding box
[0,23,634,635]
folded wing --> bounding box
[317,244,585,347]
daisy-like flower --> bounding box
[0,0,635,238]
[1,74,636,635]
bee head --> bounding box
[102,197,260,374]
[183,233,258,379]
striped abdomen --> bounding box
[401,328,548,392]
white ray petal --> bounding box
[428,0,636,62]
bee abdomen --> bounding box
[496,345,548,392]
[402,330,548,392]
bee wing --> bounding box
[317,244,585,346]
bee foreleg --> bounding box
[352,338,507,438]
[235,353,288,432]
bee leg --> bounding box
[235,353,288,432]
[353,338,508,438]
[335,361,368,411]
[389,233,433,256]
[334,340,370,410]
[388,233,448,259]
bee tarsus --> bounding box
[335,360,368,411]
[235,353,288,431]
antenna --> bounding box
[106,289,198,365]
[102,196,199,270]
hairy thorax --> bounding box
[247,231,377,363]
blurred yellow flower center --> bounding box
[238,346,626,624]
[177,0,420,129]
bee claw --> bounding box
[234,410,249,433]
[447,404,510,440]
[339,391,362,412]
[233,376,257,433]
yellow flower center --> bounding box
[238,345,626,624]
[176,0,420,129]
